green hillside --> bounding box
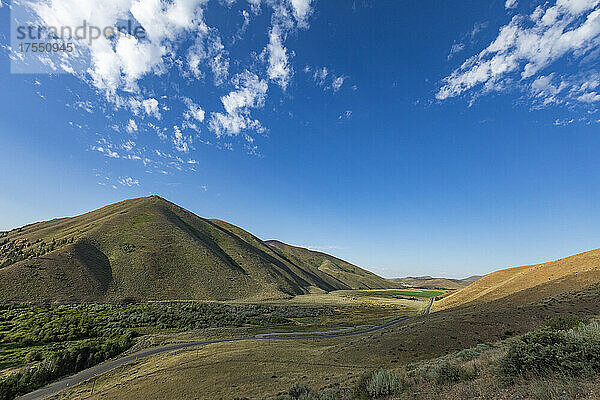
[0,196,394,303]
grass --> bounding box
[45,338,364,400]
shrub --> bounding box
[288,382,315,399]
[565,320,600,342]
[455,343,492,361]
[498,320,600,380]
[545,315,585,331]
[433,362,477,384]
[353,369,404,399]
[120,243,136,253]
[0,334,133,400]
[24,350,42,363]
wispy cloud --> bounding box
[187,30,230,85]
[338,110,353,120]
[304,65,348,92]
[173,125,193,153]
[118,176,140,187]
[447,43,465,60]
[437,0,600,118]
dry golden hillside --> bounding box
[434,248,600,311]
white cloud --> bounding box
[17,0,317,166]
[448,43,465,60]
[234,9,251,42]
[142,98,161,119]
[91,139,120,158]
[578,90,600,102]
[187,30,229,85]
[331,75,346,92]
[338,110,352,119]
[31,0,209,94]
[209,71,268,136]
[118,176,140,187]
[121,140,136,151]
[173,125,193,152]
[183,98,206,122]
[248,0,261,14]
[505,0,518,9]
[306,66,348,92]
[437,0,600,114]
[129,97,162,119]
[264,26,292,89]
[73,101,94,113]
[289,0,313,27]
[222,72,268,114]
[262,26,293,90]
[126,119,138,133]
[529,73,568,106]
[313,67,328,86]
[470,22,489,39]
[113,34,166,92]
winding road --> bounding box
[18,316,413,400]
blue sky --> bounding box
[1,0,600,278]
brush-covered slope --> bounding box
[392,276,481,290]
[435,248,600,311]
[0,196,393,303]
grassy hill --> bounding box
[265,240,398,291]
[0,196,395,303]
[435,248,600,311]
[392,275,482,290]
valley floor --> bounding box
[8,285,600,400]
[1,289,433,400]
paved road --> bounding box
[424,297,434,315]
[17,316,409,400]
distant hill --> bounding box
[435,248,600,311]
[265,240,397,291]
[0,196,396,303]
[392,275,482,290]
